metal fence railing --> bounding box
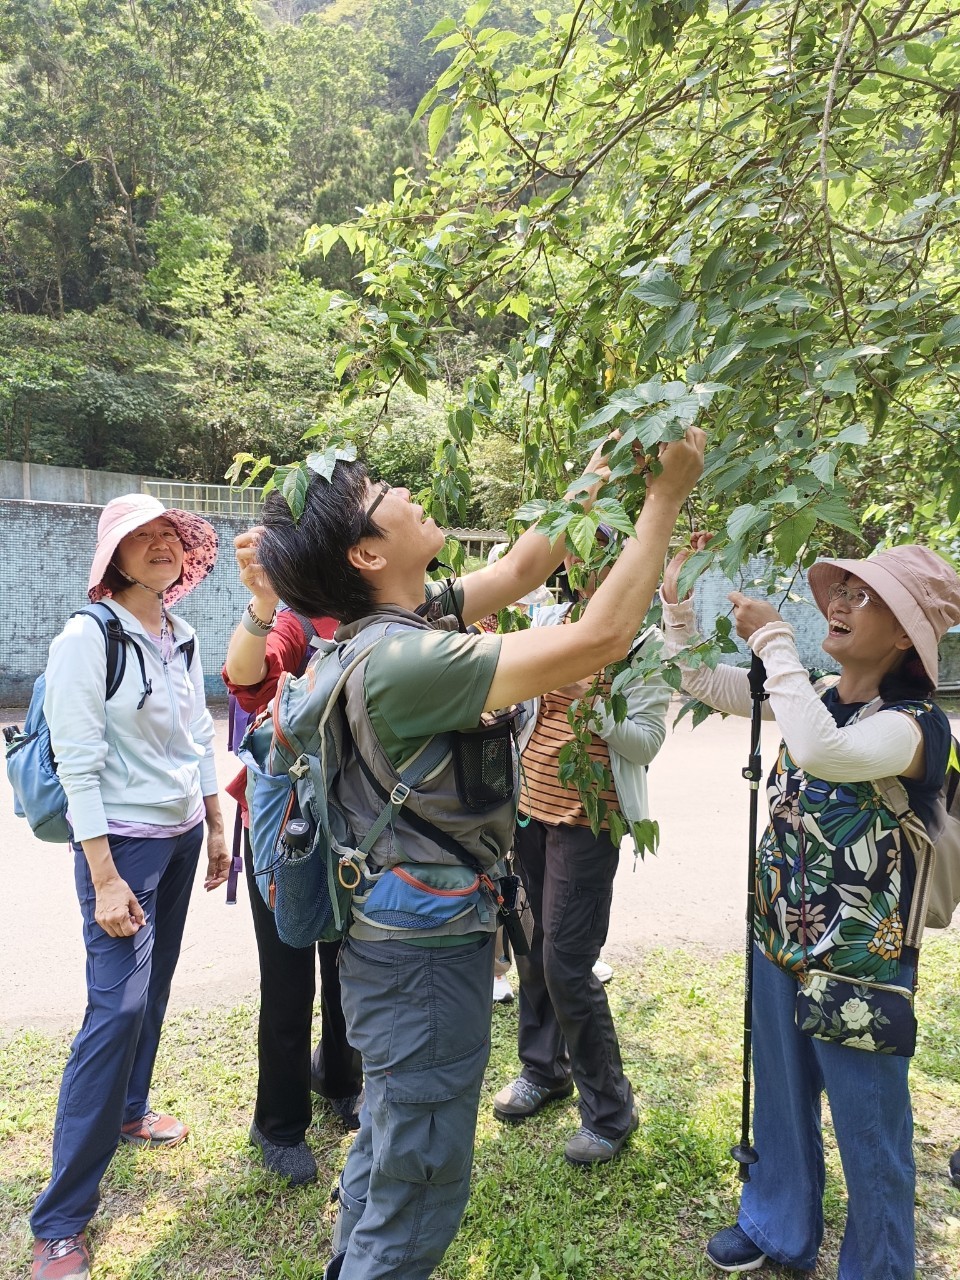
[142,480,264,518]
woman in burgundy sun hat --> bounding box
[30,494,227,1280]
[661,537,959,1279]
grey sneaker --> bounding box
[329,1091,363,1132]
[493,1075,574,1122]
[249,1122,317,1186]
[564,1105,638,1166]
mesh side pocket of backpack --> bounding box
[451,709,518,813]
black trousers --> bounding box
[513,817,634,1138]
[243,835,362,1146]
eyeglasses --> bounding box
[365,481,391,522]
[131,528,181,544]
[827,581,875,609]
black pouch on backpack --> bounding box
[452,706,520,812]
[498,871,534,955]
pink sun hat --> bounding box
[807,545,960,688]
[87,493,219,607]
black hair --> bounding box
[257,460,385,623]
[101,562,129,596]
[879,647,934,703]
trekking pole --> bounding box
[731,652,767,1182]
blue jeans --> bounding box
[739,947,915,1279]
[31,826,202,1239]
[333,933,494,1279]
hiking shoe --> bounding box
[950,1146,960,1189]
[564,1105,638,1166]
[493,1076,574,1122]
[706,1224,768,1272]
[249,1122,317,1185]
[119,1110,189,1148]
[592,959,614,984]
[329,1090,363,1132]
[32,1234,90,1280]
[323,1252,346,1280]
[493,975,514,1004]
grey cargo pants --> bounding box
[332,932,495,1279]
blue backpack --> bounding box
[3,603,194,843]
[240,620,451,947]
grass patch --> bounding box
[2,944,958,1279]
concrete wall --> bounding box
[0,461,143,505]
[1,500,957,705]
[0,500,252,705]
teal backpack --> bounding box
[239,620,451,947]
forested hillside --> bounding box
[2,0,959,554]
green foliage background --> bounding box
[2,0,959,549]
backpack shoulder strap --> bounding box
[73,602,127,701]
[73,602,154,708]
[946,737,959,812]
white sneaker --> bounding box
[592,960,614,984]
[493,975,514,1004]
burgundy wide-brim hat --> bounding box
[808,545,960,687]
[87,493,218,607]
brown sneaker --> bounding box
[119,1110,189,1148]
[32,1234,90,1280]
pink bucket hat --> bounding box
[87,494,218,607]
[808,545,960,687]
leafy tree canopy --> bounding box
[303,0,960,580]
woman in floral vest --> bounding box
[661,539,960,1280]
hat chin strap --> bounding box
[112,563,166,601]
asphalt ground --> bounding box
[2,702,956,1036]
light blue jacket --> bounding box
[43,601,217,841]
[516,604,670,827]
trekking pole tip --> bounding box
[731,1142,759,1182]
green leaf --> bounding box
[566,512,601,560]
[902,40,934,65]
[428,102,454,156]
[806,451,837,485]
[676,549,713,600]
[412,86,439,126]
[426,17,458,39]
[401,364,429,398]
[464,0,494,25]
[627,277,680,308]
[305,445,356,480]
[749,326,811,349]
[726,503,764,541]
[280,465,309,521]
[822,369,857,396]
[813,492,864,538]
[629,818,660,858]
[941,316,960,347]
[833,423,869,444]
[773,508,817,564]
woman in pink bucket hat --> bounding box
[661,537,959,1279]
[30,494,227,1280]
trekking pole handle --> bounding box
[747,652,768,701]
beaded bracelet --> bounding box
[241,600,276,636]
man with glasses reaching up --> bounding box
[247,428,707,1280]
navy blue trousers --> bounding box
[31,825,202,1239]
